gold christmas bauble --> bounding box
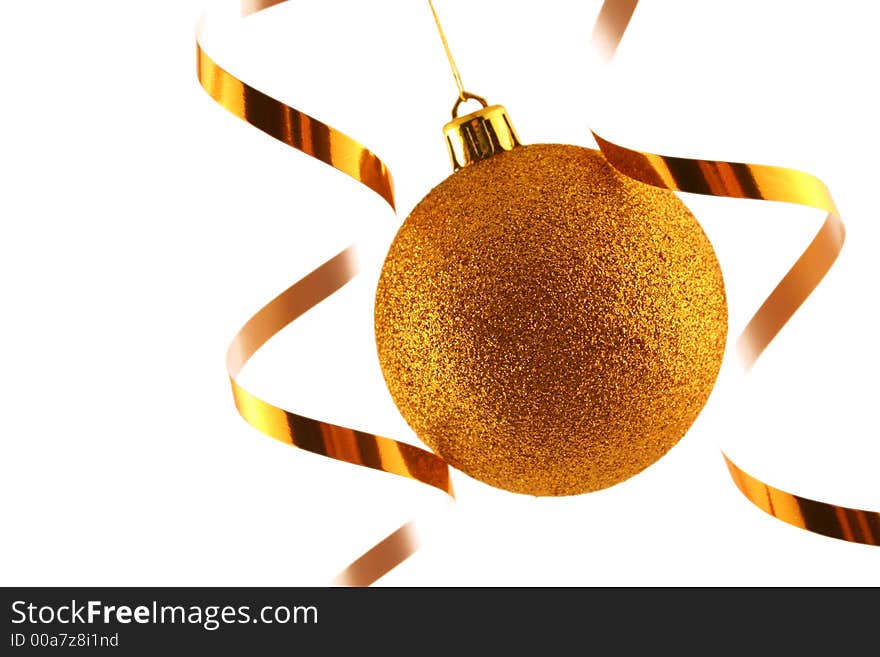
[375,142,727,496]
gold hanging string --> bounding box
[427,0,488,116]
[427,0,466,100]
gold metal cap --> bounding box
[443,93,521,170]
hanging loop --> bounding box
[451,91,489,119]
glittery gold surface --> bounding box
[375,144,727,496]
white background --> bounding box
[1,0,878,585]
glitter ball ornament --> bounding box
[374,100,727,496]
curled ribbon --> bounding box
[198,1,452,586]
[593,0,878,545]
[198,0,878,586]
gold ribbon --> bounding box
[198,2,452,586]
[593,0,878,546]
[198,0,878,586]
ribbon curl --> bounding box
[593,0,877,545]
[198,0,878,587]
[198,4,452,586]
